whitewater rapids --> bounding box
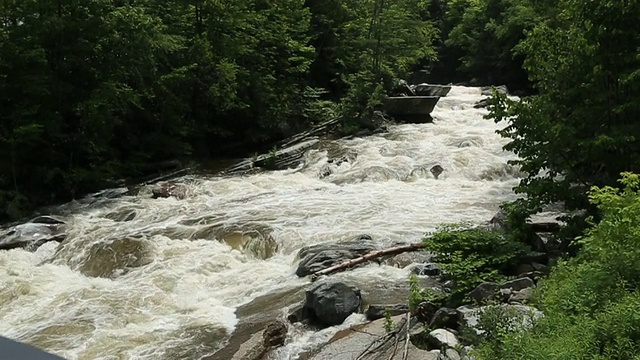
[0,86,522,359]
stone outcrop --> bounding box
[383,96,440,123]
[0,215,67,251]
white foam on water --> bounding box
[0,86,522,359]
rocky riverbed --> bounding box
[0,85,555,360]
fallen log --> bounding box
[310,242,426,281]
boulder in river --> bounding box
[383,96,440,123]
[295,235,377,277]
[152,181,186,199]
[303,281,361,327]
[413,83,452,97]
[0,216,67,251]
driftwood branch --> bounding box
[356,317,408,360]
[311,242,426,281]
[401,312,411,360]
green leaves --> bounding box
[476,173,640,360]
[424,226,529,305]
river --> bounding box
[0,86,522,359]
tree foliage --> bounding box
[0,0,436,219]
[475,173,640,360]
[488,0,640,238]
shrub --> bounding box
[424,226,529,305]
[475,173,640,360]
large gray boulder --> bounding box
[303,281,361,327]
[0,216,67,251]
[295,235,377,277]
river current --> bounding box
[0,86,522,359]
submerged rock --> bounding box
[295,235,377,277]
[0,216,67,251]
[79,237,154,278]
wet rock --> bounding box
[468,282,500,304]
[427,329,459,349]
[411,262,441,276]
[410,164,444,180]
[295,235,377,277]
[211,320,287,360]
[501,277,534,292]
[303,281,361,327]
[79,237,153,278]
[383,96,440,123]
[0,217,67,251]
[430,165,445,179]
[210,286,305,360]
[151,181,186,199]
[30,215,65,225]
[365,304,409,321]
[473,98,490,109]
[480,85,509,96]
[262,320,288,348]
[429,308,461,330]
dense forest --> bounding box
[4,0,640,357]
[0,0,550,220]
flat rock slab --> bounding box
[306,315,438,360]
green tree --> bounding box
[488,0,640,240]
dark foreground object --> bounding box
[0,336,66,359]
